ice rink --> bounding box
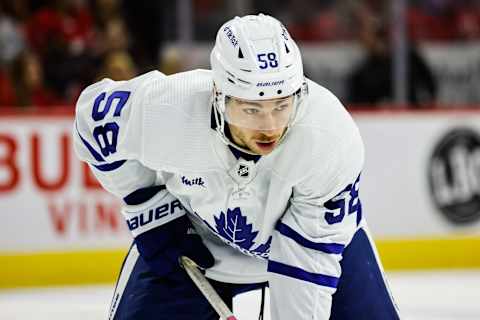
[0,270,478,320]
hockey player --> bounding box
[73,14,400,320]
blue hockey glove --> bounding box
[122,186,215,277]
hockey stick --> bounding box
[180,256,238,320]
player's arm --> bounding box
[268,132,364,319]
[73,71,163,197]
[72,72,214,276]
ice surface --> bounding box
[0,270,478,320]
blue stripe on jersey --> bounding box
[75,121,105,162]
[356,203,362,226]
[275,222,345,254]
[93,159,127,172]
[268,260,339,288]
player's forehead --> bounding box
[229,95,292,106]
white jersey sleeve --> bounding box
[267,97,365,319]
[73,71,165,198]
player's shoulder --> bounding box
[275,80,364,182]
[77,70,164,102]
[78,68,212,92]
[293,79,362,153]
[74,69,213,127]
[74,70,162,124]
[299,79,354,130]
[76,69,212,108]
[73,69,214,167]
[142,69,213,107]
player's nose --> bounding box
[257,113,279,131]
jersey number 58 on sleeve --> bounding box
[91,91,131,157]
[324,175,362,225]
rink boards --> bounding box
[1,109,479,287]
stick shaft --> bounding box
[180,256,238,320]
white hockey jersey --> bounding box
[73,69,365,319]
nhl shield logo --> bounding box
[237,164,249,177]
[229,160,256,186]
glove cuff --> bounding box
[122,188,186,237]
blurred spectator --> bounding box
[0,68,16,106]
[159,47,184,75]
[90,0,127,57]
[280,0,317,39]
[407,0,458,41]
[0,0,31,21]
[454,0,480,40]
[100,18,129,54]
[193,0,229,41]
[92,0,122,28]
[407,0,480,41]
[25,0,94,55]
[98,50,137,81]
[347,18,437,107]
[0,0,477,109]
[0,2,25,65]
[24,0,96,103]
[121,0,167,72]
[9,51,63,107]
[308,4,348,41]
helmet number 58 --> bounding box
[257,53,278,69]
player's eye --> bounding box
[243,108,260,115]
[274,105,289,112]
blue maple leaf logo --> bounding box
[214,207,258,251]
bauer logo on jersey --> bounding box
[126,200,185,231]
[181,176,206,188]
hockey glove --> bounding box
[122,186,215,277]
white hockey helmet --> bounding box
[210,14,308,151]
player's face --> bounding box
[226,96,294,155]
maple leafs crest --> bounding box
[214,207,258,251]
[193,207,273,259]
